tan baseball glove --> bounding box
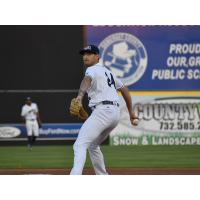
[69,98,88,120]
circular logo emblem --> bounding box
[0,127,21,138]
[99,32,148,86]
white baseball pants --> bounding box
[70,104,120,175]
[26,120,39,137]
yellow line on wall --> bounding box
[118,91,200,96]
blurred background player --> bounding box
[21,97,42,150]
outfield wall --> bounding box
[1,26,200,144]
[0,26,85,142]
[86,26,200,145]
[0,26,84,124]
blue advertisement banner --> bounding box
[86,26,200,91]
[0,123,82,140]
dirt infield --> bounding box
[1,168,200,175]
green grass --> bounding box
[0,145,200,169]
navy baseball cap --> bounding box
[26,97,31,101]
[79,45,100,55]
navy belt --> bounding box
[91,101,119,110]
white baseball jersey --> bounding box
[85,63,124,107]
[21,103,38,120]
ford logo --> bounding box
[0,127,21,138]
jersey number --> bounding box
[105,72,116,89]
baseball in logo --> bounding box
[99,32,148,86]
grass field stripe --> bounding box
[1,146,200,169]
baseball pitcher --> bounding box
[69,45,138,175]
